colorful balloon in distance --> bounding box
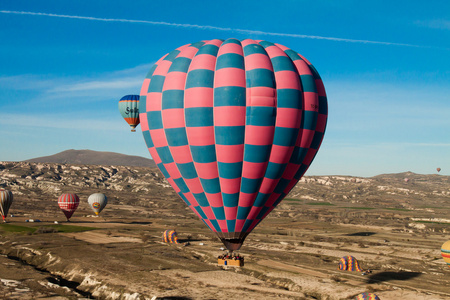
[88,193,107,216]
[162,230,179,244]
[441,240,450,267]
[140,38,328,251]
[58,193,80,221]
[437,167,441,173]
[355,293,380,300]
[0,189,13,222]
[119,95,140,132]
[338,255,363,272]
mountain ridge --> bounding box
[23,149,156,168]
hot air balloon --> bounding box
[119,95,140,132]
[0,189,13,222]
[58,193,80,221]
[162,230,179,243]
[88,193,107,216]
[441,240,450,267]
[355,293,380,300]
[437,167,441,173]
[338,255,363,272]
[140,39,327,251]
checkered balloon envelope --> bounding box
[140,38,328,251]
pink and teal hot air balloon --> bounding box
[119,95,140,132]
[140,39,328,251]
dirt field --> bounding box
[1,211,450,300]
[0,162,449,299]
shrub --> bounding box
[35,227,58,234]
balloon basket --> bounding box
[217,253,244,267]
[218,258,244,267]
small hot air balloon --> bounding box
[0,189,13,222]
[338,255,363,272]
[140,39,327,251]
[437,167,441,173]
[404,178,409,183]
[162,230,179,244]
[355,293,380,300]
[441,240,450,267]
[119,95,140,132]
[58,193,80,221]
[87,193,107,216]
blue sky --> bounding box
[0,0,448,177]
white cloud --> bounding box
[49,77,142,93]
[0,112,124,131]
[0,63,151,104]
[0,10,427,48]
[416,19,450,30]
[0,74,58,90]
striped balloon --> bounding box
[162,230,179,243]
[119,95,140,132]
[87,193,107,216]
[0,189,13,221]
[140,39,328,251]
[441,240,450,267]
[339,255,363,272]
[57,193,80,220]
[355,292,380,300]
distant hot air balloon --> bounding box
[404,178,409,183]
[437,167,441,173]
[162,230,179,244]
[338,255,363,272]
[140,39,328,251]
[441,240,450,267]
[88,193,107,216]
[58,193,80,221]
[119,95,140,132]
[0,189,13,222]
[355,293,380,300]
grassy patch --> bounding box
[284,198,303,202]
[44,224,97,233]
[414,221,450,226]
[0,223,97,234]
[0,223,36,233]
[384,208,410,211]
[307,202,335,206]
[419,206,446,209]
[342,207,375,210]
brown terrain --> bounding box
[0,153,449,299]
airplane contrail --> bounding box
[0,10,423,48]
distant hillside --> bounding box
[24,149,156,168]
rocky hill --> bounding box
[24,149,156,168]
[1,161,450,299]
[0,161,448,222]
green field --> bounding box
[414,220,450,226]
[0,223,97,234]
[341,206,376,210]
[284,198,304,202]
[0,224,36,233]
[384,207,411,211]
[306,202,335,206]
